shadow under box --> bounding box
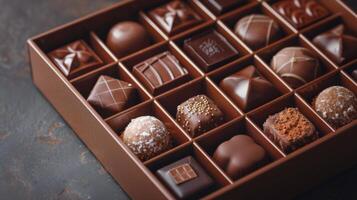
[157,78,241,138]
[256,35,336,90]
[120,42,202,96]
[71,63,151,118]
[248,93,334,154]
[297,71,357,130]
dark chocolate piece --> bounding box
[123,116,172,161]
[273,0,329,29]
[213,135,269,180]
[313,25,357,65]
[234,14,283,50]
[87,75,137,116]
[263,107,319,153]
[149,1,201,35]
[219,65,280,111]
[271,47,320,89]
[106,21,151,58]
[48,40,103,78]
[133,51,189,94]
[201,0,246,15]
[176,95,224,137]
[183,30,239,72]
[156,156,213,199]
[313,86,357,128]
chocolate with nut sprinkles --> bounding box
[176,95,224,137]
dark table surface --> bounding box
[0,0,356,199]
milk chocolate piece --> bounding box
[149,1,201,35]
[48,40,103,78]
[183,30,239,72]
[156,156,213,199]
[234,14,283,50]
[176,95,224,137]
[273,0,329,29]
[201,0,246,15]
[220,65,280,111]
[271,47,320,88]
[87,75,137,116]
[133,51,189,95]
[106,21,151,58]
[263,107,319,153]
[313,25,357,65]
[213,135,269,180]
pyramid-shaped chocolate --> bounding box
[220,65,280,111]
[87,75,137,116]
[313,25,357,65]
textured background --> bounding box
[0,0,356,199]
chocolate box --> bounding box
[27,0,357,199]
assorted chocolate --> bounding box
[273,0,329,29]
[87,75,137,117]
[106,21,152,58]
[234,14,283,50]
[48,40,103,78]
[213,135,269,180]
[271,47,320,89]
[313,86,357,128]
[149,1,202,35]
[156,156,213,199]
[313,25,357,65]
[200,0,246,15]
[176,95,224,137]
[263,107,319,153]
[133,51,190,95]
[183,30,239,72]
[220,65,280,111]
[122,116,172,161]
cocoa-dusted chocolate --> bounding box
[149,0,201,35]
[313,86,357,128]
[133,51,189,94]
[271,47,320,89]
[213,135,269,180]
[183,30,239,72]
[87,75,137,116]
[273,0,329,29]
[123,116,172,161]
[263,107,319,153]
[48,40,103,78]
[313,25,357,65]
[220,65,280,111]
[106,21,151,58]
[156,156,213,199]
[201,0,246,15]
[234,14,283,50]
[176,95,224,137]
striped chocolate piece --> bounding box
[271,47,320,89]
[133,51,189,94]
[87,75,137,116]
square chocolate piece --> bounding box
[273,0,329,29]
[176,95,224,137]
[263,107,319,153]
[48,40,103,78]
[133,51,190,95]
[156,156,213,199]
[183,30,238,72]
[149,1,202,35]
[87,75,137,117]
[201,0,246,15]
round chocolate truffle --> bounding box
[106,21,151,58]
[123,116,172,161]
[234,14,282,50]
[313,86,357,128]
[271,47,320,88]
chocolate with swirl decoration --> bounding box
[271,47,320,89]
[273,0,329,29]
